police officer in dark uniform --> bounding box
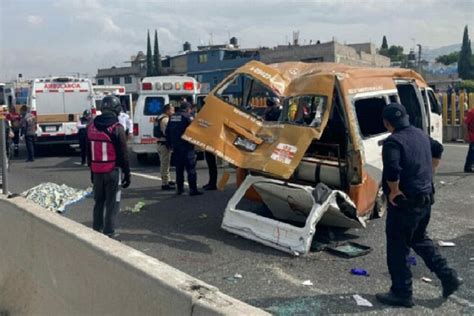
[376,103,462,307]
[166,102,202,196]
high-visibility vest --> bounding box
[87,122,119,173]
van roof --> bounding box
[142,76,197,83]
[225,61,427,97]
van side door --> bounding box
[422,87,443,143]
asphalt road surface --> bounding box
[5,143,474,315]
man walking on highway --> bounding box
[166,101,202,196]
[87,95,131,237]
[376,103,462,307]
[154,103,175,190]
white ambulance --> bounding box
[131,76,200,162]
[29,76,94,146]
[92,85,131,113]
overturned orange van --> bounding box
[184,61,442,255]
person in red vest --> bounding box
[87,95,131,237]
[464,107,474,173]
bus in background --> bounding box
[132,76,200,162]
[29,76,94,148]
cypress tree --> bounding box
[381,35,388,49]
[458,25,473,79]
[146,30,153,76]
[380,35,389,57]
[153,30,162,76]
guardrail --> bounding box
[441,91,474,141]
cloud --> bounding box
[26,15,43,25]
[1,0,473,81]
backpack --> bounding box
[153,115,166,138]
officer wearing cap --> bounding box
[376,103,462,307]
[166,102,202,196]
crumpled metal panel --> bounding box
[221,175,365,256]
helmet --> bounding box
[266,97,279,107]
[101,95,122,114]
[83,109,91,117]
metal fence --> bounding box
[441,91,474,141]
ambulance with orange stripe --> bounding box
[29,77,94,147]
[131,76,200,162]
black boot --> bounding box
[442,276,463,298]
[189,190,203,196]
[376,291,414,308]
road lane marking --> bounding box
[444,143,468,148]
[75,162,190,187]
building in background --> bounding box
[95,37,390,97]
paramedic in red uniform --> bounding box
[87,95,131,237]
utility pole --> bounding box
[417,44,422,73]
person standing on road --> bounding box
[166,101,202,196]
[376,103,462,308]
[87,95,131,237]
[77,109,92,165]
[118,108,133,140]
[463,107,474,172]
[20,105,36,162]
[154,103,175,190]
[6,106,21,157]
[203,152,217,190]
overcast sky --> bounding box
[0,0,472,81]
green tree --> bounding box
[153,30,162,76]
[146,30,153,76]
[435,51,460,65]
[387,45,405,61]
[458,25,473,79]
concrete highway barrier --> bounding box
[0,195,268,316]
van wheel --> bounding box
[136,153,148,164]
[372,187,387,219]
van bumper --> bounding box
[35,134,79,145]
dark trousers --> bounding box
[386,202,456,298]
[464,142,474,171]
[92,169,120,235]
[79,131,87,164]
[25,135,35,161]
[205,151,217,186]
[174,148,197,192]
[13,129,19,156]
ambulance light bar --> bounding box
[142,81,195,91]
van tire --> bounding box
[136,153,148,164]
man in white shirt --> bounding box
[118,110,133,140]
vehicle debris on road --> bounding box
[353,294,373,307]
